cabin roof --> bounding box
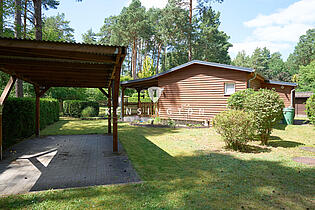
[295,91,314,98]
[121,60,297,88]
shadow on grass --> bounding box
[239,145,271,153]
[1,122,314,209]
[274,123,287,130]
[268,135,305,148]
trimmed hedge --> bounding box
[2,98,59,149]
[63,100,99,117]
[306,94,315,125]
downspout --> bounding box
[290,88,295,108]
[248,70,257,88]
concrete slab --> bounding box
[0,135,141,196]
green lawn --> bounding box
[1,118,315,209]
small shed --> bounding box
[295,92,314,117]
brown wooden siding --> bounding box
[261,83,293,107]
[158,64,248,122]
[249,78,262,90]
[295,98,307,116]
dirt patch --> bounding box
[130,123,209,129]
[292,157,315,166]
[299,147,315,153]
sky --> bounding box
[45,0,315,60]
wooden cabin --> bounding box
[295,92,313,117]
[121,60,297,123]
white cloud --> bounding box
[231,0,315,59]
[126,0,168,9]
[252,23,313,43]
[126,0,197,9]
[139,0,168,9]
[244,0,315,27]
[230,41,291,57]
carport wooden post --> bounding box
[137,89,141,109]
[121,87,125,119]
[98,87,111,134]
[0,77,17,160]
[35,91,40,137]
[113,65,121,153]
[108,84,112,134]
[34,86,50,137]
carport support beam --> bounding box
[0,76,17,160]
[108,84,112,134]
[113,66,121,153]
[121,87,125,119]
[34,86,50,137]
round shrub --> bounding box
[81,106,98,118]
[213,110,255,151]
[244,89,284,144]
[227,88,255,110]
[305,94,315,125]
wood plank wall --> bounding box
[158,64,248,122]
[261,83,293,108]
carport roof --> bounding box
[0,37,126,88]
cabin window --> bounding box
[224,83,235,95]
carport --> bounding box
[0,37,126,160]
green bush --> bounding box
[167,118,176,128]
[305,94,315,124]
[63,100,99,117]
[127,97,152,103]
[213,110,255,151]
[227,89,255,110]
[2,98,59,149]
[244,89,284,144]
[81,106,98,118]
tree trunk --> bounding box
[156,42,162,74]
[132,38,137,79]
[15,0,22,38]
[15,0,24,98]
[188,0,192,61]
[0,0,3,35]
[33,0,42,40]
[23,0,28,38]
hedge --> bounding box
[2,98,59,149]
[63,100,99,117]
[305,94,315,125]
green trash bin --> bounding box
[283,107,295,125]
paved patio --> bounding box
[0,135,141,196]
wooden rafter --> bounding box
[0,77,17,106]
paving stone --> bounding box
[0,135,141,195]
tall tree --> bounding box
[42,13,75,42]
[266,52,291,82]
[232,50,251,68]
[15,0,24,97]
[0,0,3,34]
[192,7,231,64]
[82,28,97,44]
[286,28,315,75]
[297,60,315,92]
[173,0,224,61]
[107,0,147,79]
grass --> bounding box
[1,118,315,209]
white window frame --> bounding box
[224,83,235,95]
